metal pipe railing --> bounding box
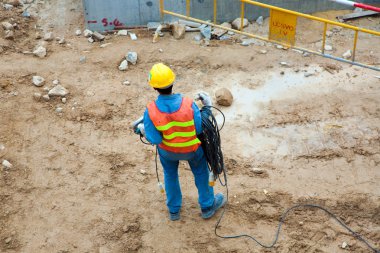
[160,0,380,72]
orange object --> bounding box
[147,97,201,153]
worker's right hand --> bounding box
[197,92,212,107]
[137,123,145,136]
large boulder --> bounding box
[215,88,233,106]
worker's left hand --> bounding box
[196,92,212,107]
[137,123,145,136]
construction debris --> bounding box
[48,85,69,97]
[127,52,138,65]
[117,30,128,36]
[83,29,93,38]
[129,33,137,40]
[1,21,13,30]
[256,16,264,25]
[337,10,379,22]
[43,32,54,41]
[2,160,13,169]
[33,45,47,58]
[211,22,231,38]
[171,23,186,40]
[119,60,128,71]
[342,50,352,59]
[93,31,105,41]
[231,18,249,30]
[32,76,45,87]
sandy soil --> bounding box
[1,1,379,253]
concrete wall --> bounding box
[83,0,380,31]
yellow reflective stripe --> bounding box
[162,138,201,148]
[156,120,194,131]
[163,130,196,140]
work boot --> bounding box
[201,193,226,219]
[169,211,180,221]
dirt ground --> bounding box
[1,1,379,253]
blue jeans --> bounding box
[158,146,215,213]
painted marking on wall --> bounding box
[101,18,123,27]
[269,10,298,46]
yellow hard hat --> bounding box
[149,63,176,89]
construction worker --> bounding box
[138,63,226,221]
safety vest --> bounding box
[147,97,201,153]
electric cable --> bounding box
[138,105,379,253]
[198,106,379,253]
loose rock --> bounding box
[32,76,45,87]
[119,60,128,71]
[3,4,13,10]
[252,168,264,174]
[75,29,82,36]
[58,37,65,44]
[62,97,67,103]
[123,80,130,86]
[5,237,12,244]
[33,45,47,58]
[2,21,13,30]
[200,26,211,40]
[42,94,50,101]
[140,169,147,175]
[88,37,94,43]
[171,23,186,40]
[43,32,54,41]
[52,79,59,85]
[126,52,138,65]
[79,56,86,63]
[212,22,231,38]
[129,32,137,40]
[325,45,333,51]
[93,31,105,41]
[259,49,267,54]
[342,50,352,59]
[256,16,264,26]
[33,92,42,100]
[2,160,13,169]
[341,241,348,249]
[83,29,93,38]
[232,18,249,30]
[48,85,68,97]
[5,30,14,40]
[117,30,128,36]
[56,107,63,113]
[215,88,233,106]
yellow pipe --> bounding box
[352,30,359,61]
[241,0,380,36]
[186,0,190,17]
[322,23,327,54]
[160,0,164,21]
[162,9,379,71]
[213,0,217,24]
[240,2,245,31]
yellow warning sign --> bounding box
[269,10,297,46]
